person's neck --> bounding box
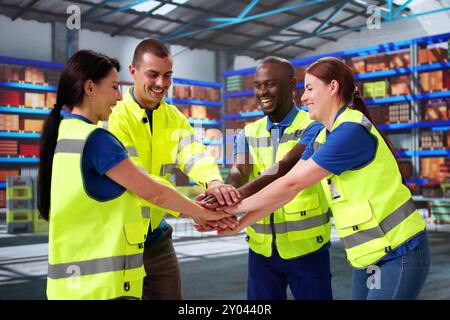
[269,100,292,123]
[133,88,159,111]
[323,101,345,132]
[71,104,97,124]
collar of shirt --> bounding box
[62,112,94,124]
[130,86,160,114]
[266,104,299,131]
[125,87,167,123]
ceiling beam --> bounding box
[12,0,40,20]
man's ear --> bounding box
[129,64,136,80]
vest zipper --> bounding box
[270,213,277,253]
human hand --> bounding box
[193,216,238,232]
[217,219,246,236]
[205,181,241,207]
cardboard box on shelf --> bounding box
[366,54,390,72]
[295,68,306,81]
[24,92,45,108]
[45,92,57,109]
[0,140,18,156]
[190,86,206,100]
[424,102,448,121]
[0,114,19,131]
[205,108,220,120]
[390,76,411,96]
[23,119,44,132]
[0,90,22,106]
[389,52,411,69]
[21,67,46,83]
[173,86,190,99]
[243,75,254,90]
[205,88,220,101]
[0,170,20,182]
[347,59,366,74]
[0,66,20,82]
[190,105,207,119]
[419,48,448,65]
[19,143,40,157]
[179,106,190,118]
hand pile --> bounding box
[194,181,244,236]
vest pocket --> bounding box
[123,222,146,283]
[246,225,267,244]
[283,193,330,241]
[123,222,146,246]
[333,200,391,263]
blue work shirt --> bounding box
[302,106,426,262]
[233,105,330,254]
[234,105,324,155]
[62,113,128,201]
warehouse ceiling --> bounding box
[0,0,414,60]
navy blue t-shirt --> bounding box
[63,113,128,200]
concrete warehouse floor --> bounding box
[0,220,449,300]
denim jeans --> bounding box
[351,235,430,300]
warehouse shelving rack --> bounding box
[0,57,62,210]
[222,32,450,199]
[167,77,225,185]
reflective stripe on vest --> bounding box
[141,207,150,219]
[341,197,416,249]
[247,136,272,148]
[280,131,302,144]
[160,163,176,176]
[250,208,331,234]
[127,146,139,157]
[48,253,143,279]
[183,152,208,174]
[178,134,202,152]
[55,139,85,154]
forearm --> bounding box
[233,159,329,215]
[237,144,305,199]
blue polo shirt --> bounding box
[62,113,128,201]
[302,106,426,263]
[233,105,330,255]
[234,106,324,155]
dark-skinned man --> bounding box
[107,39,239,300]
[199,56,333,300]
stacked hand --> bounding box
[193,182,244,235]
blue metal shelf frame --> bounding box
[377,120,450,131]
[0,182,5,189]
[0,81,57,92]
[0,132,41,139]
[188,119,222,126]
[364,90,450,105]
[0,106,50,115]
[172,77,222,89]
[224,82,304,99]
[0,157,40,164]
[0,56,63,70]
[202,139,223,145]
[222,32,450,77]
[396,149,450,157]
[165,97,222,108]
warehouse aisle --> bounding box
[0,223,449,300]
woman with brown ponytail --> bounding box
[219,57,430,300]
[38,50,232,300]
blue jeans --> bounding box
[247,248,333,300]
[351,235,430,300]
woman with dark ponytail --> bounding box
[218,57,430,300]
[39,50,232,300]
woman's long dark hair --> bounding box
[37,50,120,220]
[305,57,405,182]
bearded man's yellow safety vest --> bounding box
[47,118,146,300]
[244,109,332,259]
[107,88,223,231]
[313,108,426,268]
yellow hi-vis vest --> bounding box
[107,88,223,231]
[313,108,426,268]
[244,109,332,259]
[47,118,147,300]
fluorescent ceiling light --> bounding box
[131,0,189,15]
